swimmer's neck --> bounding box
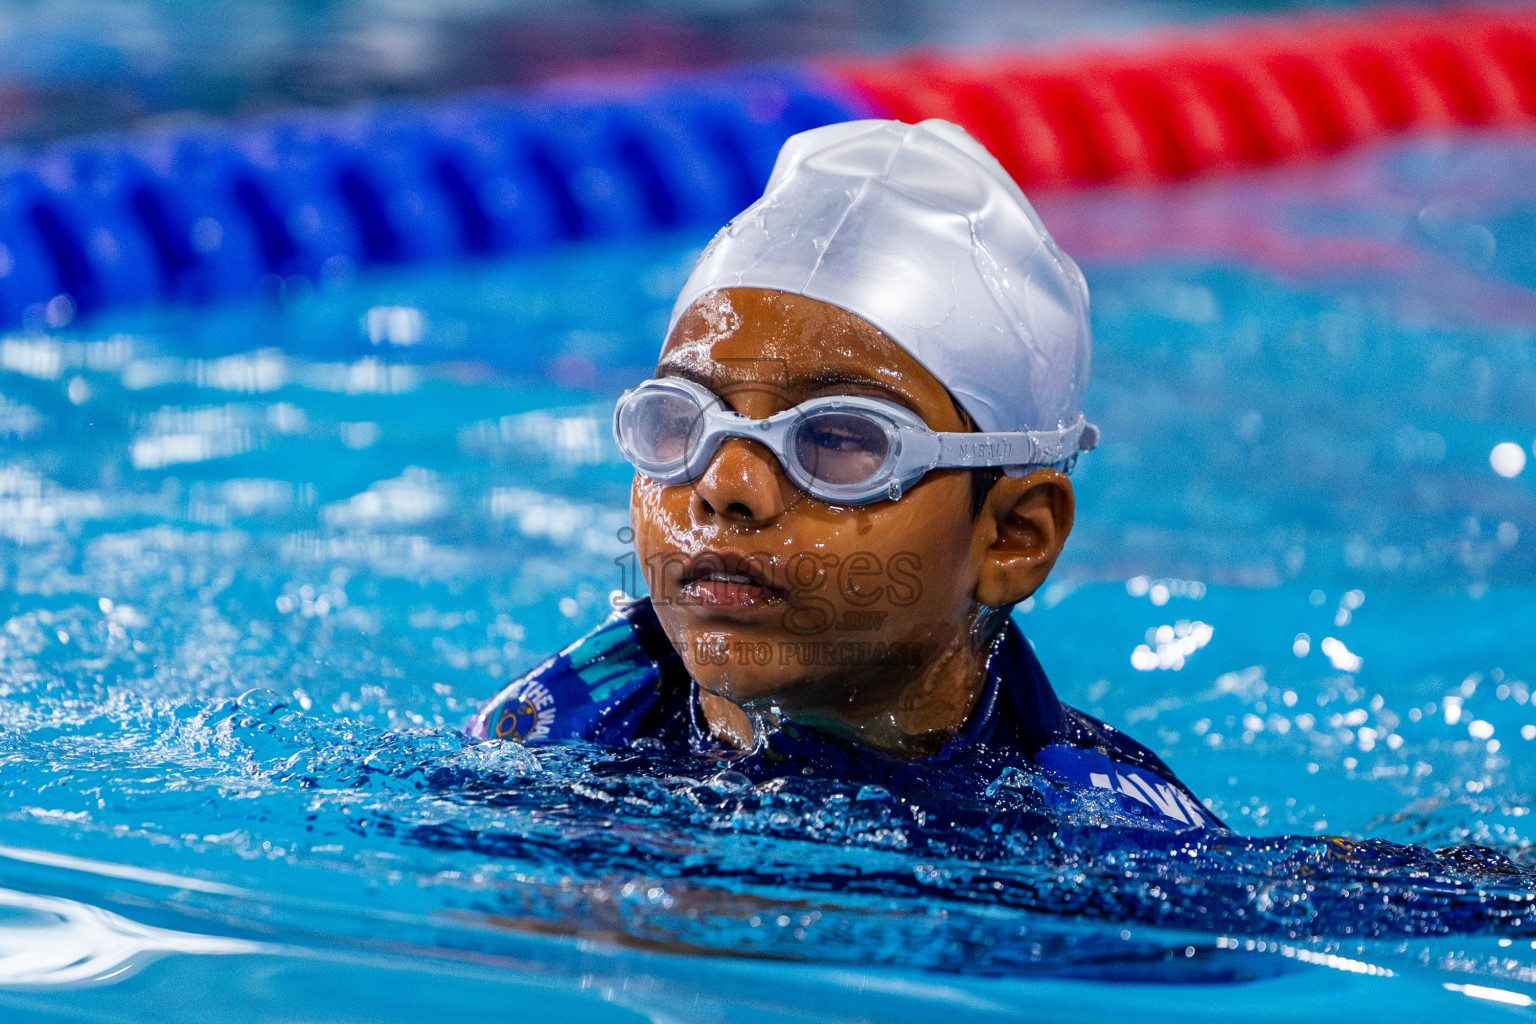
[697,626,995,758]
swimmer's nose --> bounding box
[692,438,790,524]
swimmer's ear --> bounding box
[971,470,1075,608]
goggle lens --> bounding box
[618,388,702,468]
[791,410,891,487]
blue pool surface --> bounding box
[1,129,1535,1020]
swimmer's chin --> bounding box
[692,672,793,712]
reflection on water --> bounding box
[0,878,263,987]
[0,131,1533,1017]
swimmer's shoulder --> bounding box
[467,598,688,745]
[967,624,1225,831]
[1036,705,1227,831]
[1054,705,1185,782]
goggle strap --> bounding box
[932,416,1095,468]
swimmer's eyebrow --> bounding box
[781,370,914,408]
[653,362,713,388]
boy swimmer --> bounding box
[471,119,1221,832]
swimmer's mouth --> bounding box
[678,557,784,610]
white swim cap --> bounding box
[666,117,1099,466]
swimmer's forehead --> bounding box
[656,289,962,423]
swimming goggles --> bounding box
[612,376,1093,506]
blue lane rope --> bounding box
[0,66,869,329]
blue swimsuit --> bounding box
[470,598,1223,832]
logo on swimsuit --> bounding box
[491,680,557,742]
[1088,766,1209,826]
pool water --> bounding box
[1,129,1535,1021]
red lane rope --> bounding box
[824,5,1536,188]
